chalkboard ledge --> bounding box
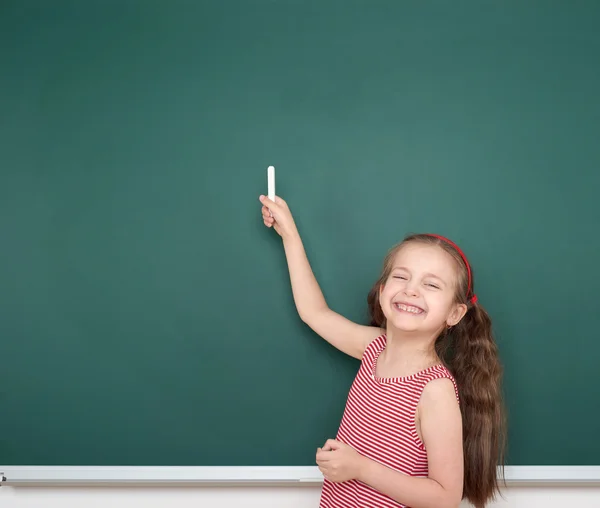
[0,466,599,487]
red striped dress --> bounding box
[319,334,460,508]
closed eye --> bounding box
[425,283,440,289]
[393,276,407,280]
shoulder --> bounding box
[361,331,387,358]
[418,374,462,436]
[420,376,460,407]
[421,366,460,404]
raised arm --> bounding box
[260,195,381,359]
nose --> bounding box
[403,281,419,298]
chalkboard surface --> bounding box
[1,0,599,466]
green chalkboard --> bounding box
[1,0,599,467]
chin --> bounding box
[387,318,422,333]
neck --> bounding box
[384,327,440,367]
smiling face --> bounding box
[379,242,467,337]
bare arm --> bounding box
[260,195,382,359]
[282,231,381,358]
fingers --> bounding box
[259,194,288,212]
[316,454,329,471]
[259,195,278,211]
[259,194,290,236]
[316,445,331,461]
[317,444,338,462]
[262,205,273,219]
[317,464,328,479]
[323,439,340,451]
[261,205,275,227]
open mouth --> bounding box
[393,303,425,315]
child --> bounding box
[259,194,505,508]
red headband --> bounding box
[425,234,478,305]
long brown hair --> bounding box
[367,234,506,508]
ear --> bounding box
[447,303,468,327]
[379,284,385,295]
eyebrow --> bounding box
[392,266,448,286]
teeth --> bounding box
[394,303,423,314]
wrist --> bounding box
[355,453,373,483]
[282,228,301,244]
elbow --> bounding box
[441,491,462,508]
[430,498,459,508]
[297,309,312,324]
[427,485,461,508]
[298,305,328,325]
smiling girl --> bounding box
[259,195,505,508]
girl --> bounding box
[259,194,505,508]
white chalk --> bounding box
[267,166,275,201]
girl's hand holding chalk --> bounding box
[261,165,299,240]
[259,194,298,241]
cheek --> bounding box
[379,283,396,301]
[378,287,395,312]
[425,293,453,312]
